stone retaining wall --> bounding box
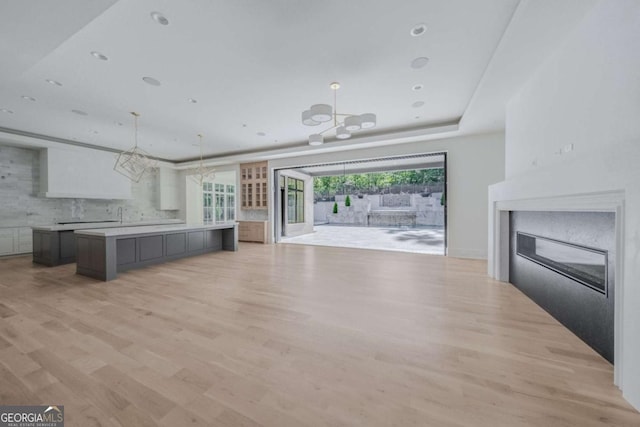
[315,193,444,226]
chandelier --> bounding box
[189,133,216,186]
[302,82,377,146]
[114,112,157,182]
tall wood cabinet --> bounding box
[240,161,268,209]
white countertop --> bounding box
[32,219,184,232]
[74,222,237,237]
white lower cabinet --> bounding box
[0,227,33,256]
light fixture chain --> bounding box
[132,112,139,148]
[334,88,337,127]
[189,133,216,186]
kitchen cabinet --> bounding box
[157,167,180,210]
[31,219,184,266]
[0,227,32,256]
[238,221,268,243]
[75,223,237,281]
[240,161,268,209]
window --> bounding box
[225,184,235,221]
[203,182,213,223]
[203,182,235,224]
[287,177,304,224]
[215,183,225,222]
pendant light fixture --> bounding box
[114,112,157,182]
[301,82,377,146]
[189,133,216,185]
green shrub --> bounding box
[333,202,338,214]
[345,195,351,207]
[440,193,446,206]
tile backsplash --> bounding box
[0,145,177,227]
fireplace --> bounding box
[515,232,608,295]
[509,211,615,363]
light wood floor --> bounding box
[0,243,638,426]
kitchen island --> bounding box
[75,222,238,281]
[32,219,184,266]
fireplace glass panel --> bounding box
[516,232,607,295]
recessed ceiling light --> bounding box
[71,109,88,116]
[410,23,428,37]
[142,76,161,86]
[0,108,14,114]
[90,51,108,61]
[21,95,36,101]
[93,130,99,134]
[115,121,123,126]
[412,84,424,91]
[46,79,62,86]
[150,11,169,25]
[242,124,247,127]
[412,101,425,108]
[410,57,430,69]
[257,132,266,137]
[415,116,420,119]
[188,98,197,103]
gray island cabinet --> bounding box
[74,223,238,281]
[32,219,184,266]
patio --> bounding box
[280,224,445,255]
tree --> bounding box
[314,167,444,199]
[333,202,338,214]
[345,195,351,207]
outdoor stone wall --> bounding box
[320,196,370,225]
[315,193,444,226]
[0,145,177,228]
[415,193,444,226]
[368,211,417,227]
[380,194,411,207]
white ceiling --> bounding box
[0,0,525,162]
[0,0,518,160]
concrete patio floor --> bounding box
[280,224,445,255]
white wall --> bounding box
[504,2,639,180]
[489,0,640,409]
[271,132,505,258]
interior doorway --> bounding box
[273,152,447,255]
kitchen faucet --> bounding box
[117,207,123,224]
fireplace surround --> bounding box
[488,190,625,385]
[510,211,615,362]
